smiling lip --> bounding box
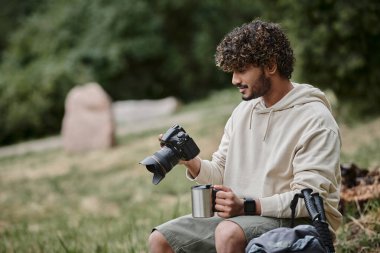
[237,84,248,93]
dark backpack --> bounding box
[245,189,335,253]
[245,224,326,253]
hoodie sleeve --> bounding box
[186,117,233,185]
[259,127,342,231]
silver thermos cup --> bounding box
[191,184,218,218]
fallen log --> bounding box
[339,163,379,213]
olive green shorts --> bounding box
[154,214,310,253]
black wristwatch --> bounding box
[244,198,256,215]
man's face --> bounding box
[232,65,271,101]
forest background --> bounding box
[0,0,379,145]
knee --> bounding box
[148,230,173,253]
[215,221,246,251]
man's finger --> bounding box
[213,185,232,192]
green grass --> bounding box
[335,199,380,253]
[0,88,379,252]
[340,138,380,169]
[0,145,195,252]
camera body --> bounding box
[160,125,200,161]
[140,125,200,184]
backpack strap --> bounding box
[300,189,335,253]
[290,193,301,228]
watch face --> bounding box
[244,198,256,215]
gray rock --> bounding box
[112,97,180,123]
[61,83,115,152]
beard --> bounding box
[242,70,271,101]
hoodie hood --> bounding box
[249,83,332,140]
[255,82,332,113]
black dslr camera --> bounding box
[140,125,200,184]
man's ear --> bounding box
[265,61,277,76]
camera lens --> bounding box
[140,146,180,184]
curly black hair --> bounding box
[215,19,294,79]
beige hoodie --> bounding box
[188,83,342,232]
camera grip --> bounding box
[182,137,200,161]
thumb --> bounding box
[158,134,164,147]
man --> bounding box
[149,19,342,253]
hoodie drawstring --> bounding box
[249,101,274,141]
[263,109,274,141]
[249,101,261,129]
[249,105,254,130]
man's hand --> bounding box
[213,185,244,218]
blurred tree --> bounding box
[0,0,45,57]
[0,0,262,144]
[280,0,380,118]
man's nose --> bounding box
[232,72,241,85]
